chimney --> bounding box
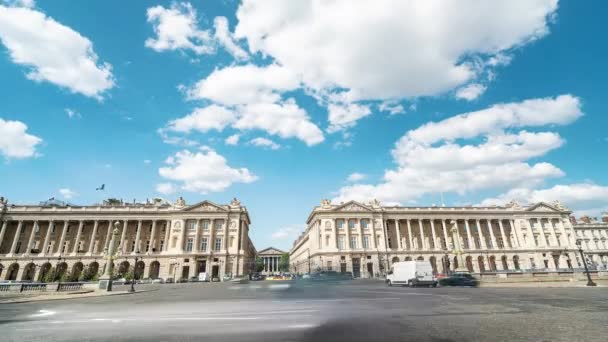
[580,215,591,224]
[602,212,608,223]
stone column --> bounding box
[476,219,487,249]
[358,219,364,249]
[525,219,536,247]
[120,220,128,253]
[104,220,113,249]
[71,220,84,255]
[9,221,24,255]
[87,220,99,255]
[510,220,522,248]
[0,220,7,252]
[430,219,439,250]
[41,221,53,256]
[548,219,559,247]
[498,220,508,249]
[209,219,215,252]
[133,220,142,254]
[406,219,414,251]
[56,221,69,256]
[149,220,157,253]
[418,219,426,250]
[486,220,497,249]
[345,219,351,250]
[164,220,171,251]
[537,218,549,247]
[26,221,38,255]
[464,219,474,249]
[194,219,201,252]
[394,219,402,249]
[441,219,450,251]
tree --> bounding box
[255,257,264,272]
[279,253,290,272]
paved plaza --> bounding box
[0,280,606,342]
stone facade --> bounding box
[573,212,608,270]
[257,247,285,275]
[0,197,256,282]
[290,199,585,278]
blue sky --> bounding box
[1,0,607,250]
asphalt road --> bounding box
[0,280,606,342]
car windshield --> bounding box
[1,1,606,342]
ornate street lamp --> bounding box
[129,249,141,292]
[576,239,596,287]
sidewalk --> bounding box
[0,289,156,304]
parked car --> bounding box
[386,261,437,287]
[230,277,249,284]
[251,273,265,281]
[438,273,479,287]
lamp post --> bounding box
[576,239,596,287]
[99,222,120,291]
[129,250,140,292]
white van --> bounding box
[386,261,437,287]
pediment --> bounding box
[333,201,372,212]
[258,247,285,255]
[525,202,561,212]
[181,200,228,212]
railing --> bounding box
[0,282,85,293]
[56,282,84,292]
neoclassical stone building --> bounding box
[0,197,256,282]
[290,199,585,278]
[573,213,608,270]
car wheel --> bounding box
[408,280,413,287]
[387,280,392,287]
[432,282,438,288]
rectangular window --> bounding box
[350,236,357,249]
[326,260,333,271]
[337,220,344,230]
[363,235,370,249]
[186,238,193,251]
[348,220,355,229]
[160,240,165,251]
[361,220,368,229]
[188,221,196,231]
[497,237,503,248]
[214,220,223,230]
[214,238,222,251]
[201,238,208,252]
[202,220,210,231]
[145,240,150,252]
[338,236,345,250]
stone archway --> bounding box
[391,256,400,264]
[149,261,160,279]
[5,263,19,281]
[477,256,485,273]
[489,256,497,271]
[512,256,520,270]
[404,256,412,261]
[429,256,437,273]
[453,256,459,270]
[22,263,36,281]
[416,256,424,261]
[0,263,3,279]
[88,262,100,278]
[71,262,84,281]
[56,262,68,281]
[38,263,52,282]
[466,256,474,272]
[118,261,130,277]
[501,256,509,271]
[134,260,145,280]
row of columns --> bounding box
[263,256,280,273]
[0,219,172,258]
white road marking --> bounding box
[29,310,56,317]
[268,284,290,290]
[287,324,318,329]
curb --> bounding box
[0,288,159,305]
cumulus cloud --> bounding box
[155,182,176,195]
[165,105,236,133]
[327,103,372,133]
[379,101,406,115]
[0,118,42,159]
[347,173,366,182]
[455,83,487,101]
[225,134,240,146]
[158,148,257,194]
[145,2,214,55]
[480,183,608,216]
[235,0,558,101]
[58,188,76,199]
[0,5,114,99]
[213,16,248,60]
[249,137,280,150]
[334,95,582,204]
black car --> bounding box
[250,273,265,281]
[438,273,479,287]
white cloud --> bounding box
[480,183,608,216]
[455,83,487,101]
[235,0,558,101]
[0,6,115,98]
[2,0,35,8]
[213,16,248,60]
[188,64,299,106]
[249,137,280,150]
[225,134,240,146]
[158,149,258,194]
[145,2,214,55]
[58,188,76,199]
[0,117,42,159]
[143,159,151,164]
[379,101,406,115]
[347,172,366,182]
[166,105,236,133]
[271,224,305,240]
[155,182,176,195]
[334,95,582,204]
[327,103,372,133]
[65,108,80,119]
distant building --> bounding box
[257,247,286,274]
[290,199,587,278]
[573,212,608,270]
[0,197,256,282]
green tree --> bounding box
[255,257,264,272]
[279,253,290,272]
